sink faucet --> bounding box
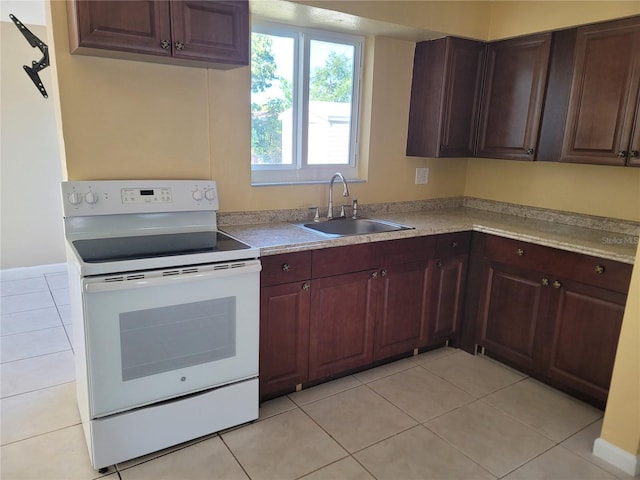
[327,172,350,219]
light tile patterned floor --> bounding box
[1,266,635,480]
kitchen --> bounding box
[1,0,639,478]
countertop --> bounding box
[219,201,639,264]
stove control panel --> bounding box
[61,180,219,216]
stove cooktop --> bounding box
[72,231,251,263]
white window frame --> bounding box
[251,22,364,186]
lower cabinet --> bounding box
[544,278,627,403]
[259,251,311,399]
[259,230,630,406]
[479,261,550,372]
[259,234,472,400]
[309,270,377,379]
[373,260,431,361]
[426,232,471,346]
[476,234,632,407]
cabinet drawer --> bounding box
[484,235,632,293]
[435,231,472,257]
[554,253,632,294]
[485,235,556,271]
[312,236,435,278]
[261,251,311,287]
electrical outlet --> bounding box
[415,167,429,185]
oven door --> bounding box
[81,260,260,418]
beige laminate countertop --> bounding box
[220,207,639,264]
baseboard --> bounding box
[593,437,640,476]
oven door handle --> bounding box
[84,261,261,293]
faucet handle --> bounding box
[309,206,320,222]
[339,204,351,218]
[351,198,358,219]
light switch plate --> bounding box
[415,167,429,184]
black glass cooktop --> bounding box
[73,231,251,263]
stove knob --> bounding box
[68,192,83,205]
[192,189,203,201]
[84,192,98,205]
[204,188,216,201]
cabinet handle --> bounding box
[436,260,443,268]
[630,150,639,158]
[175,41,184,51]
[302,282,310,291]
[541,277,549,287]
[552,280,562,289]
[451,241,458,248]
[526,148,534,155]
[516,248,525,257]
[371,271,378,279]
[161,40,170,49]
[380,269,387,277]
[281,263,291,272]
[617,150,628,158]
[594,265,605,274]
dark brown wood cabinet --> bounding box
[559,17,640,166]
[426,232,471,346]
[68,0,249,67]
[476,235,632,407]
[310,237,436,376]
[476,33,552,160]
[374,260,430,360]
[259,252,311,399]
[479,260,550,373]
[259,236,446,398]
[544,278,628,403]
[407,37,485,157]
[309,269,377,379]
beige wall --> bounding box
[488,1,640,40]
[0,21,65,269]
[600,243,640,454]
[465,159,640,222]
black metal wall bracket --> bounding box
[9,14,50,98]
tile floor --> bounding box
[1,266,635,480]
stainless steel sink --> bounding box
[297,217,414,237]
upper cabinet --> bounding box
[407,37,485,158]
[67,0,249,68]
[475,33,552,160]
[559,17,640,166]
[407,15,640,168]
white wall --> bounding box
[1,6,65,269]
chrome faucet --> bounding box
[327,173,350,219]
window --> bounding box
[251,24,363,185]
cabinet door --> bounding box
[71,0,172,56]
[476,33,551,160]
[478,261,550,373]
[544,279,626,405]
[407,37,485,157]
[561,17,640,166]
[628,97,640,167]
[374,261,430,361]
[170,0,249,64]
[309,271,376,380]
[426,255,468,346]
[259,281,310,399]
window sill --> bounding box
[251,178,366,187]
